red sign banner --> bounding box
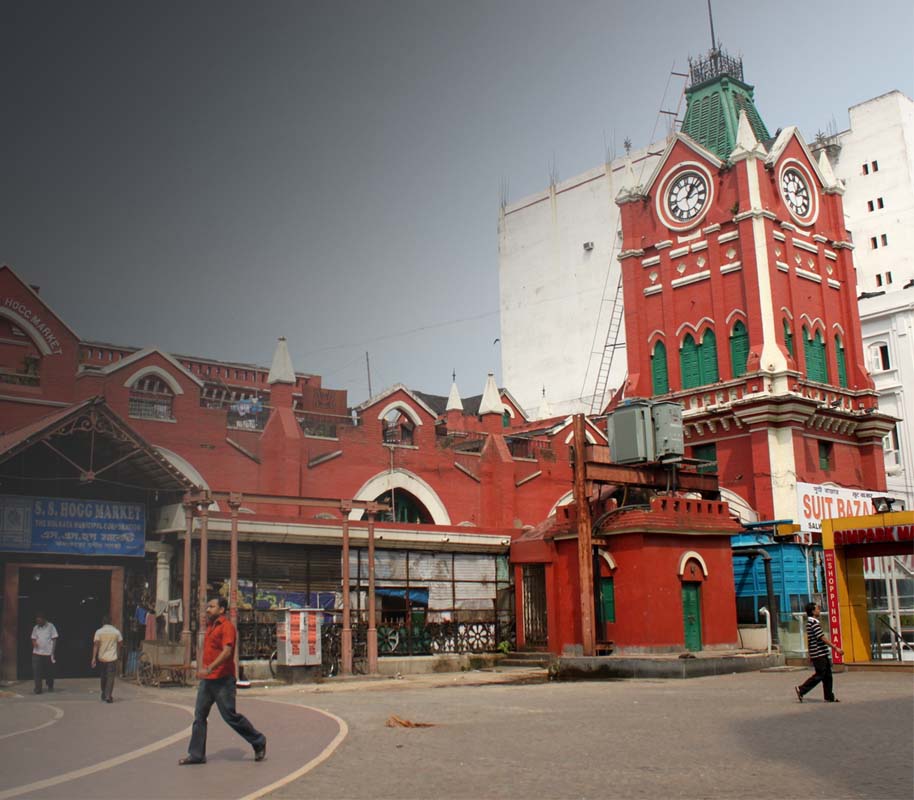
[822,550,843,664]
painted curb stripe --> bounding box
[0,703,63,741]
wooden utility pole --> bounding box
[572,414,595,656]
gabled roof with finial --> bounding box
[478,372,503,416]
[446,371,463,412]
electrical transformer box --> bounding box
[651,401,684,459]
[609,399,684,464]
[611,400,655,464]
[276,608,322,667]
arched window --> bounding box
[382,408,415,445]
[729,321,749,378]
[783,319,794,358]
[129,375,175,420]
[835,335,848,388]
[502,410,511,428]
[374,488,432,524]
[680,334,700,389]
[803,327,828,384]
[651,340,669,394]
[699,329,719,384]
[680,330,718,389]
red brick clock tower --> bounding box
[615,50,893,523]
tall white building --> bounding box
[497,143,662,418]
[816,90,914,512]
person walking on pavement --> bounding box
[31,612,58,694]
[179,596,266,765]
[795,601,844,703]
[91,615,123,703]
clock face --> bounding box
[666,171,708,224]
[781,167,811,218]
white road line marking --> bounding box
[0,703,64,740]
[0,702,193,800]
[239,701,349,800]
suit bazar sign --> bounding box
[796,482,883,535]
[0,495,145,556]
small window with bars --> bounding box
[129,375,175,420]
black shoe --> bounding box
[178,757,206,765]
[34,688,42,695]
[105,698,113,703]
[794,686,803,703]
[254,739,266,762]
[826,697,841,703]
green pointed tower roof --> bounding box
[680,49,770,160]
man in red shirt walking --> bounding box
[179,597,266,765]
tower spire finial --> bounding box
[707,0,717,52]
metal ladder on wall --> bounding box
[588,272,625,414]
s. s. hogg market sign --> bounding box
[0,495,145,557]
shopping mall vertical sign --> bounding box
[821,549,844,664]
[0,495,145,556]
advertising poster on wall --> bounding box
[795,482,885,536]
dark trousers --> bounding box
[31,654,54,692]
[187,677,264,761]
[99,660,118,700]
[798,655,834,700]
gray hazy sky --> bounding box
[4,1,913,405]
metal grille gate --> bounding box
[522,564,548,648]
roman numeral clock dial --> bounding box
[667,172,708,223]
[781,167,811,218]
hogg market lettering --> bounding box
[1,297,63,354]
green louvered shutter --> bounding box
[681,335,700,389]
[783,320,794,358]
[699,330,719,384]
[803,327,813,379]
[836,337,848,387]
[730,321,749,377]
[814,331,828,383]
[652,341,669,395]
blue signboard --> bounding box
[0,495,145,557]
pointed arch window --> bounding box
[699,329,719,384]
[680,334,700,389]
[680,329,719,389]
[783,319,794,358]
[502,410,511,428]
[651,340,670,394]
[835,335,848,388]
[803,327,828,384]
[729,321,749,378]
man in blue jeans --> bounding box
[179,597,266,765]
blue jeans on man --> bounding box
[187,676,265,762]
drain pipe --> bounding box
[733,546,779,647]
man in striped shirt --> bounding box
[795,602,844,703]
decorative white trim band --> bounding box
[718,231,740,243]
[812,234,828,243]
[671,270,711,288]
[703,223,721,234]
[643,285,663,296]
[655,240,673,250]
[827,279,841,289]
[796,268,822,283]
[792,238,819,254]
[690,240,708,252]
[641,255,661,268]
[678,550,709,577]
[780,221,798,232]
[720,262,742,274]
[824,250,837,261]
[669,245,690,258]
[776,261,790,272]
[772,231,786,242]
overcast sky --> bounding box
[4,1,913,405]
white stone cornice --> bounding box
[618,249,646,261]
[734,210,777,223]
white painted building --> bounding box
[498,143,662,418]
[816,90,914,512]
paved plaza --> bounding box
[0,667,911,799]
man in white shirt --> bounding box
[91,615,123,703]
[30,612,58,694]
